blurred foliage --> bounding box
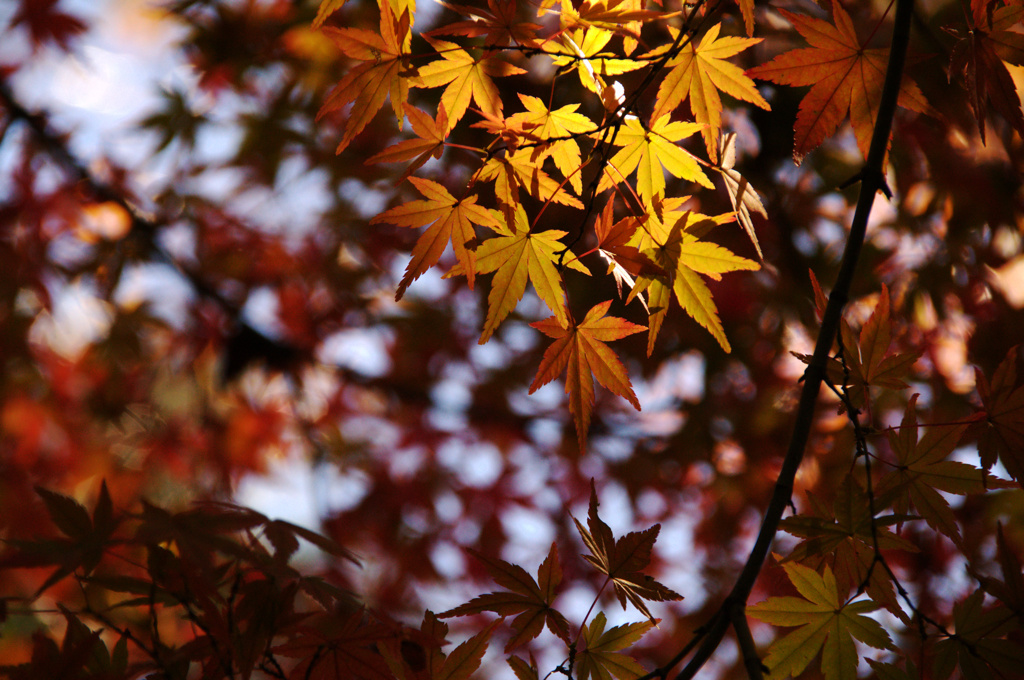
[0,0,1023,678]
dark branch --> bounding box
[669,0,917,676]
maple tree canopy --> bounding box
[1,0,1024,679]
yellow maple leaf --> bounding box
[597,115,712,204]
[413,38,525,131]
[475,148,584,210]
[445,205,589,343]
[630,213,757,354]
[559,0,664,45]
[651,23,769,162]
[748,562,895,680]
[574,612,654,680]
[507,94,596,194]
[549,27,645,96]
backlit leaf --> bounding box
[747,0,934,163]
[413,38,525,131]
[651,23,768,162]
[530,302,646,451]
[446,204,589,343]
[748,562,895,680]
[576,612,654,680]
[319,2,413,153]
[597,115,712,204]
[371,176,501,297]
[440,543,570,650]
[571,483,681,618]
[366,103,448,183]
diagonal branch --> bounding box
[670,0,917,676]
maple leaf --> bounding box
[476,148,584,209]
[736,0,756,38]
[549,27,646,96]
[630,212,758,354]
[592,199,659,311]
[970,523,1024,618]
[597,115,712,204]
[507,655,539,680]
[575,612,654,680]
[570,484,681,619]
[439,543,571,651]
[11,0,86,51]
[319,2,414,153]
[793,285,921,409]
[413,38,526,131]
[714,132,766,259]
[874,396,1009,547]
[866,660,917,680]
[748,562,895,680]
[746,0,934,163]
[274,609,395,680]
[378,611,450,680]
[650,23,768,162]
[431,620,498,680]
[531,303,646,451]
[507,94,596,194]
[0,483,119,596]
[948,2,1024,143]
[931,590,1024,680]
[780,475,918,620]
[366,104,448,183]
[839,285,923,406]
[428,0,542,46]
[559,0,664,42]
[973,345,1024,483]
[313,0,347,28]
[445,204,589,342]
[470,108,543,151]
[370,177,501,298]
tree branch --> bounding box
[671,0,916,676]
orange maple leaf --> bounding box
[592,198,660,310]
[370,177,501,298]
[837,284,922,405]
[746,0,934,163]
[529,301,645,451]
[366,103,448,183]
[413,38,526,131]
[318,2,413,153]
